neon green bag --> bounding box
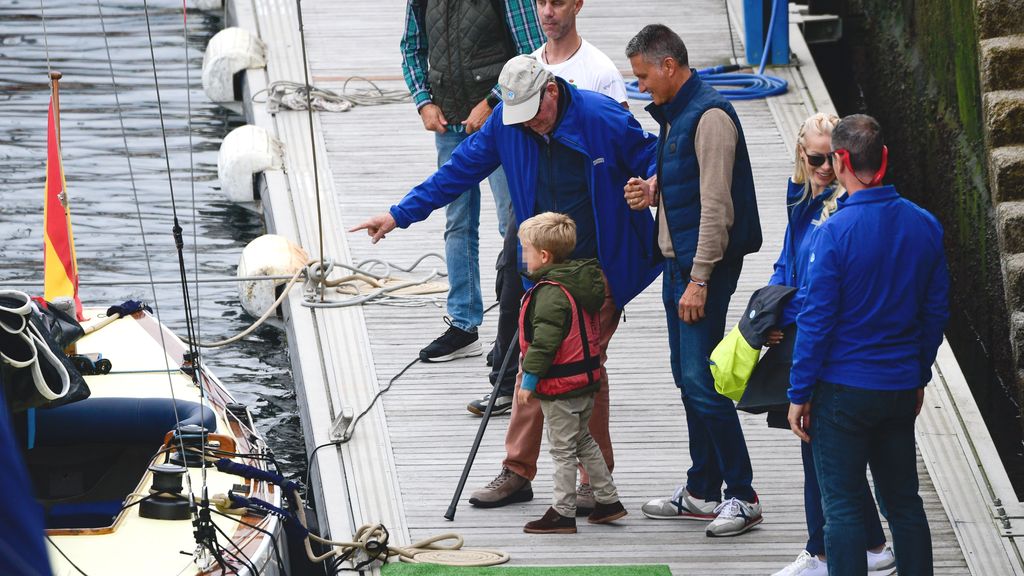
[710,324,760,402]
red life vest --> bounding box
[518,280,602,397]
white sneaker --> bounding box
[706,496,763,537]
[772,550,827,576]
[867,546,897,576]
[641,486,718,520]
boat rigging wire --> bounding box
[295,0,327,302]
[96,0,198,510]
[37,0,52,77]
[209,521,260,575]
[179,0,212,508]
[45,536,89,576]
[141,0,203,369]
[208,508,286,574]
[144,0,219,559]
[181,0,206,407]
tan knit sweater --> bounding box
[657,108,737,280]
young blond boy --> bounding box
[516,212,626,534]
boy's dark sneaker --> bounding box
[524,507,577,534]
[469,467,533,508]
[419,318,481,362]
[575,483,595,516]
[588,500,627,524]
[466,393,513,416]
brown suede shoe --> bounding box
[588,500,627,524]
[468,467,533,508]
[524,507,577,534]
[575,483,595,517]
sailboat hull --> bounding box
[41,309,287,575]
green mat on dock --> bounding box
[381,564,672,576]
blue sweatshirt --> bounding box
[768,179,832,327]
[788,185,949,404]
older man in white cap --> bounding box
[352,54,661,509]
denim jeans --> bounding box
[801,438,886,556]
[663,258,755,503]
[436,130,511,332]
[812,381,932,576]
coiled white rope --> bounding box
[252,78,410,113]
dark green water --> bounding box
[0,0,306,480]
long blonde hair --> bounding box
[793,112,843,221]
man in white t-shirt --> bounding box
[466,0,634,515]
[532,0,628,106]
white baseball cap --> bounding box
[498,55,554,125]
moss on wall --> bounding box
[838,1,1020,442]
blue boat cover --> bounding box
[0,371,51,576]
[34,396,217,446]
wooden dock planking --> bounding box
[298,0,968,573]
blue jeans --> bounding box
[663,259,755,503]
[812,381,932,575]
[436,131,511,332]
[801,439,886,556]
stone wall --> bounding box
[834,0,1024,440]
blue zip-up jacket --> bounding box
[390,79,662,309]
[788,185,950,404]
[767,180,831,327]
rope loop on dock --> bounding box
[159,254,451,347]
[292,493,510,568]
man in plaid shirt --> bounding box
[401,0,544,364]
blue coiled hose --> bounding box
[626,0,788,101]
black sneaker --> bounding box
[467,393,513,416]
[419,317,482,362]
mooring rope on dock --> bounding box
[251,78,410,113]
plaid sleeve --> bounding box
[400,0,432,109]
[492,0,546,99]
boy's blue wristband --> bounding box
[521,372,540,392]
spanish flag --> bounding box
[42,96,83,320]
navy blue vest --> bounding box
[647,73,762,270]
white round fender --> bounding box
[202,27,266,103]
[217,125,283,203]
[237,234,309,319]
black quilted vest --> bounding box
[424,0,515,124]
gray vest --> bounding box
[425,0,514,124]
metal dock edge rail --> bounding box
[226,0,411,557]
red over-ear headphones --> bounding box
[833,145,888,187]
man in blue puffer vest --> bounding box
[351,54,662,509]
[624,24,764,538]
[787,115,949,576]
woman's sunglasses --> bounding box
[802,146,830,168]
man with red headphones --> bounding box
[787,115,949,576]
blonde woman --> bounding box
[770,113,895,576]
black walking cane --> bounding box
[444,328,520,521]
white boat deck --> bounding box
[224,0,1024,572]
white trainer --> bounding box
[867,546,897,576]
[772,550,827,576]
[705,496,763,537]
[641,486,718,520]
